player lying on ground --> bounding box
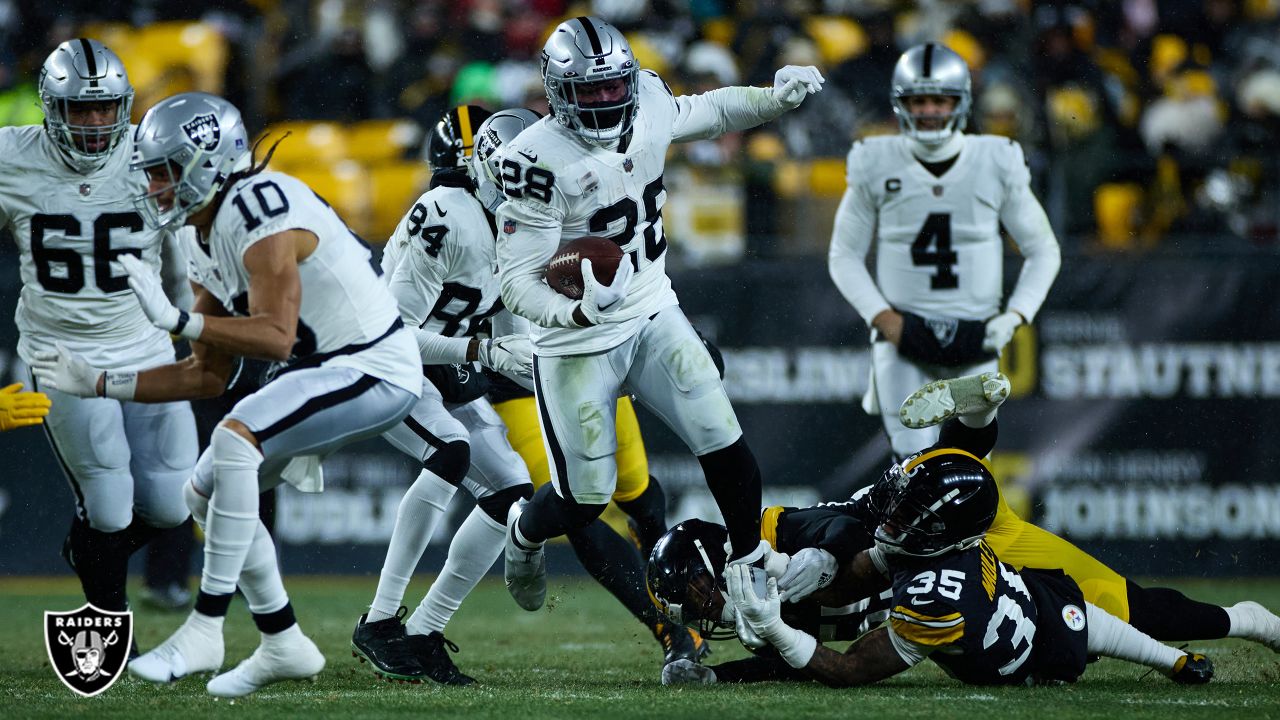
[33,92,423,697]
[653,373,1280,684]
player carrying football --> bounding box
[494,15,824,611]
[828,43,1061,457]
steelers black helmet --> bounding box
[425,104,492,172]
[647,519,736,639]
[869,448,998,558]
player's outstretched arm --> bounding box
[805,626,912,688]
[670,66,825,142]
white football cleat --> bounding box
[1228,601,1280,653]
[129,612,225,683]
[899,372,1011,429]
[503,499,547,611]
[206,625,325,697]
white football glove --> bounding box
[983,311,1022,354]
[119,254,203,340]
[724,564,818,669]
[476,334,534,381]
[580,257,634,325]
[777,547,837,603]
[724,538,790,578]
[30,343,103,398]
[772,65,825,110]
[661,658,717,686]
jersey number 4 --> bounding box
[31,212,144,294]
[911,213,958,290]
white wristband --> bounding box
[762,620,818,669]
[173,310,204,341]
[102,371,138,401]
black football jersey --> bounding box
[886,542,1089,686]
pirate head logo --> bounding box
[925,317,959,347]
[44,604,132,697]
[182,113,221,151]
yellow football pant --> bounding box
[986,491,1131,621]
[492,395,650,535]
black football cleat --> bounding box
[351,608,426,682]
[658,622,710,666]
[405,631,475,686]
[1169,652,1214,685]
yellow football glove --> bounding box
[0,382,51,431]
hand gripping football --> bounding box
[545,236,624,300]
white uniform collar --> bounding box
[908,131,966,163]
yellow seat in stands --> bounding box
[259,122,348,171]
[288,162,372,238]
[346,119,423,164]
[1094,183,1143,250]
[367,162,431,243]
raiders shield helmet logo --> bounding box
[925,317,959,347]
[182,113,221,151]
[44,604,132,697]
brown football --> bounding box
[544,236,624,300]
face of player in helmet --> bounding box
[904,94,960,132]
[141,162,182,214]
[64,99,123,154]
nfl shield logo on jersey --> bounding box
[623,158,634,173]
[503,219,517,234]
[44,604,132,697]
[78,183,91,197]
[182,113,221,151]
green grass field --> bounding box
[4,575,1280,719]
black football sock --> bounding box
[64,516,131,612]
[252,601,297,634]
[194,590,235,618]
[709,655,809,683]
[614,477,668,557]
[698,438,762,560]
[1126,580,1230,640]
[517,482,608,544]
[144,519,194,589]
[936,418,999,458]
[567,519,665,632]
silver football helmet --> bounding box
[541,16,639,143]
[130,92,250,229]
[39,38,134,172]
[891,43,972,146]
[471,107,542,212]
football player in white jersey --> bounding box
[0,39,199,618]
[352,106,538,685]
[33,92,423,697]
[827,43,1061,458]
[494,16,824,611]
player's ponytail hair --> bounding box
[214,132,290,206]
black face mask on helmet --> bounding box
[646,519,737,640]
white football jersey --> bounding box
[0,126,174,369]
[847,134,1029,321]
[381,185,502,338]
[186,171,420,395]
[495,71,682,356]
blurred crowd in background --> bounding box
[3,0,1280,257]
